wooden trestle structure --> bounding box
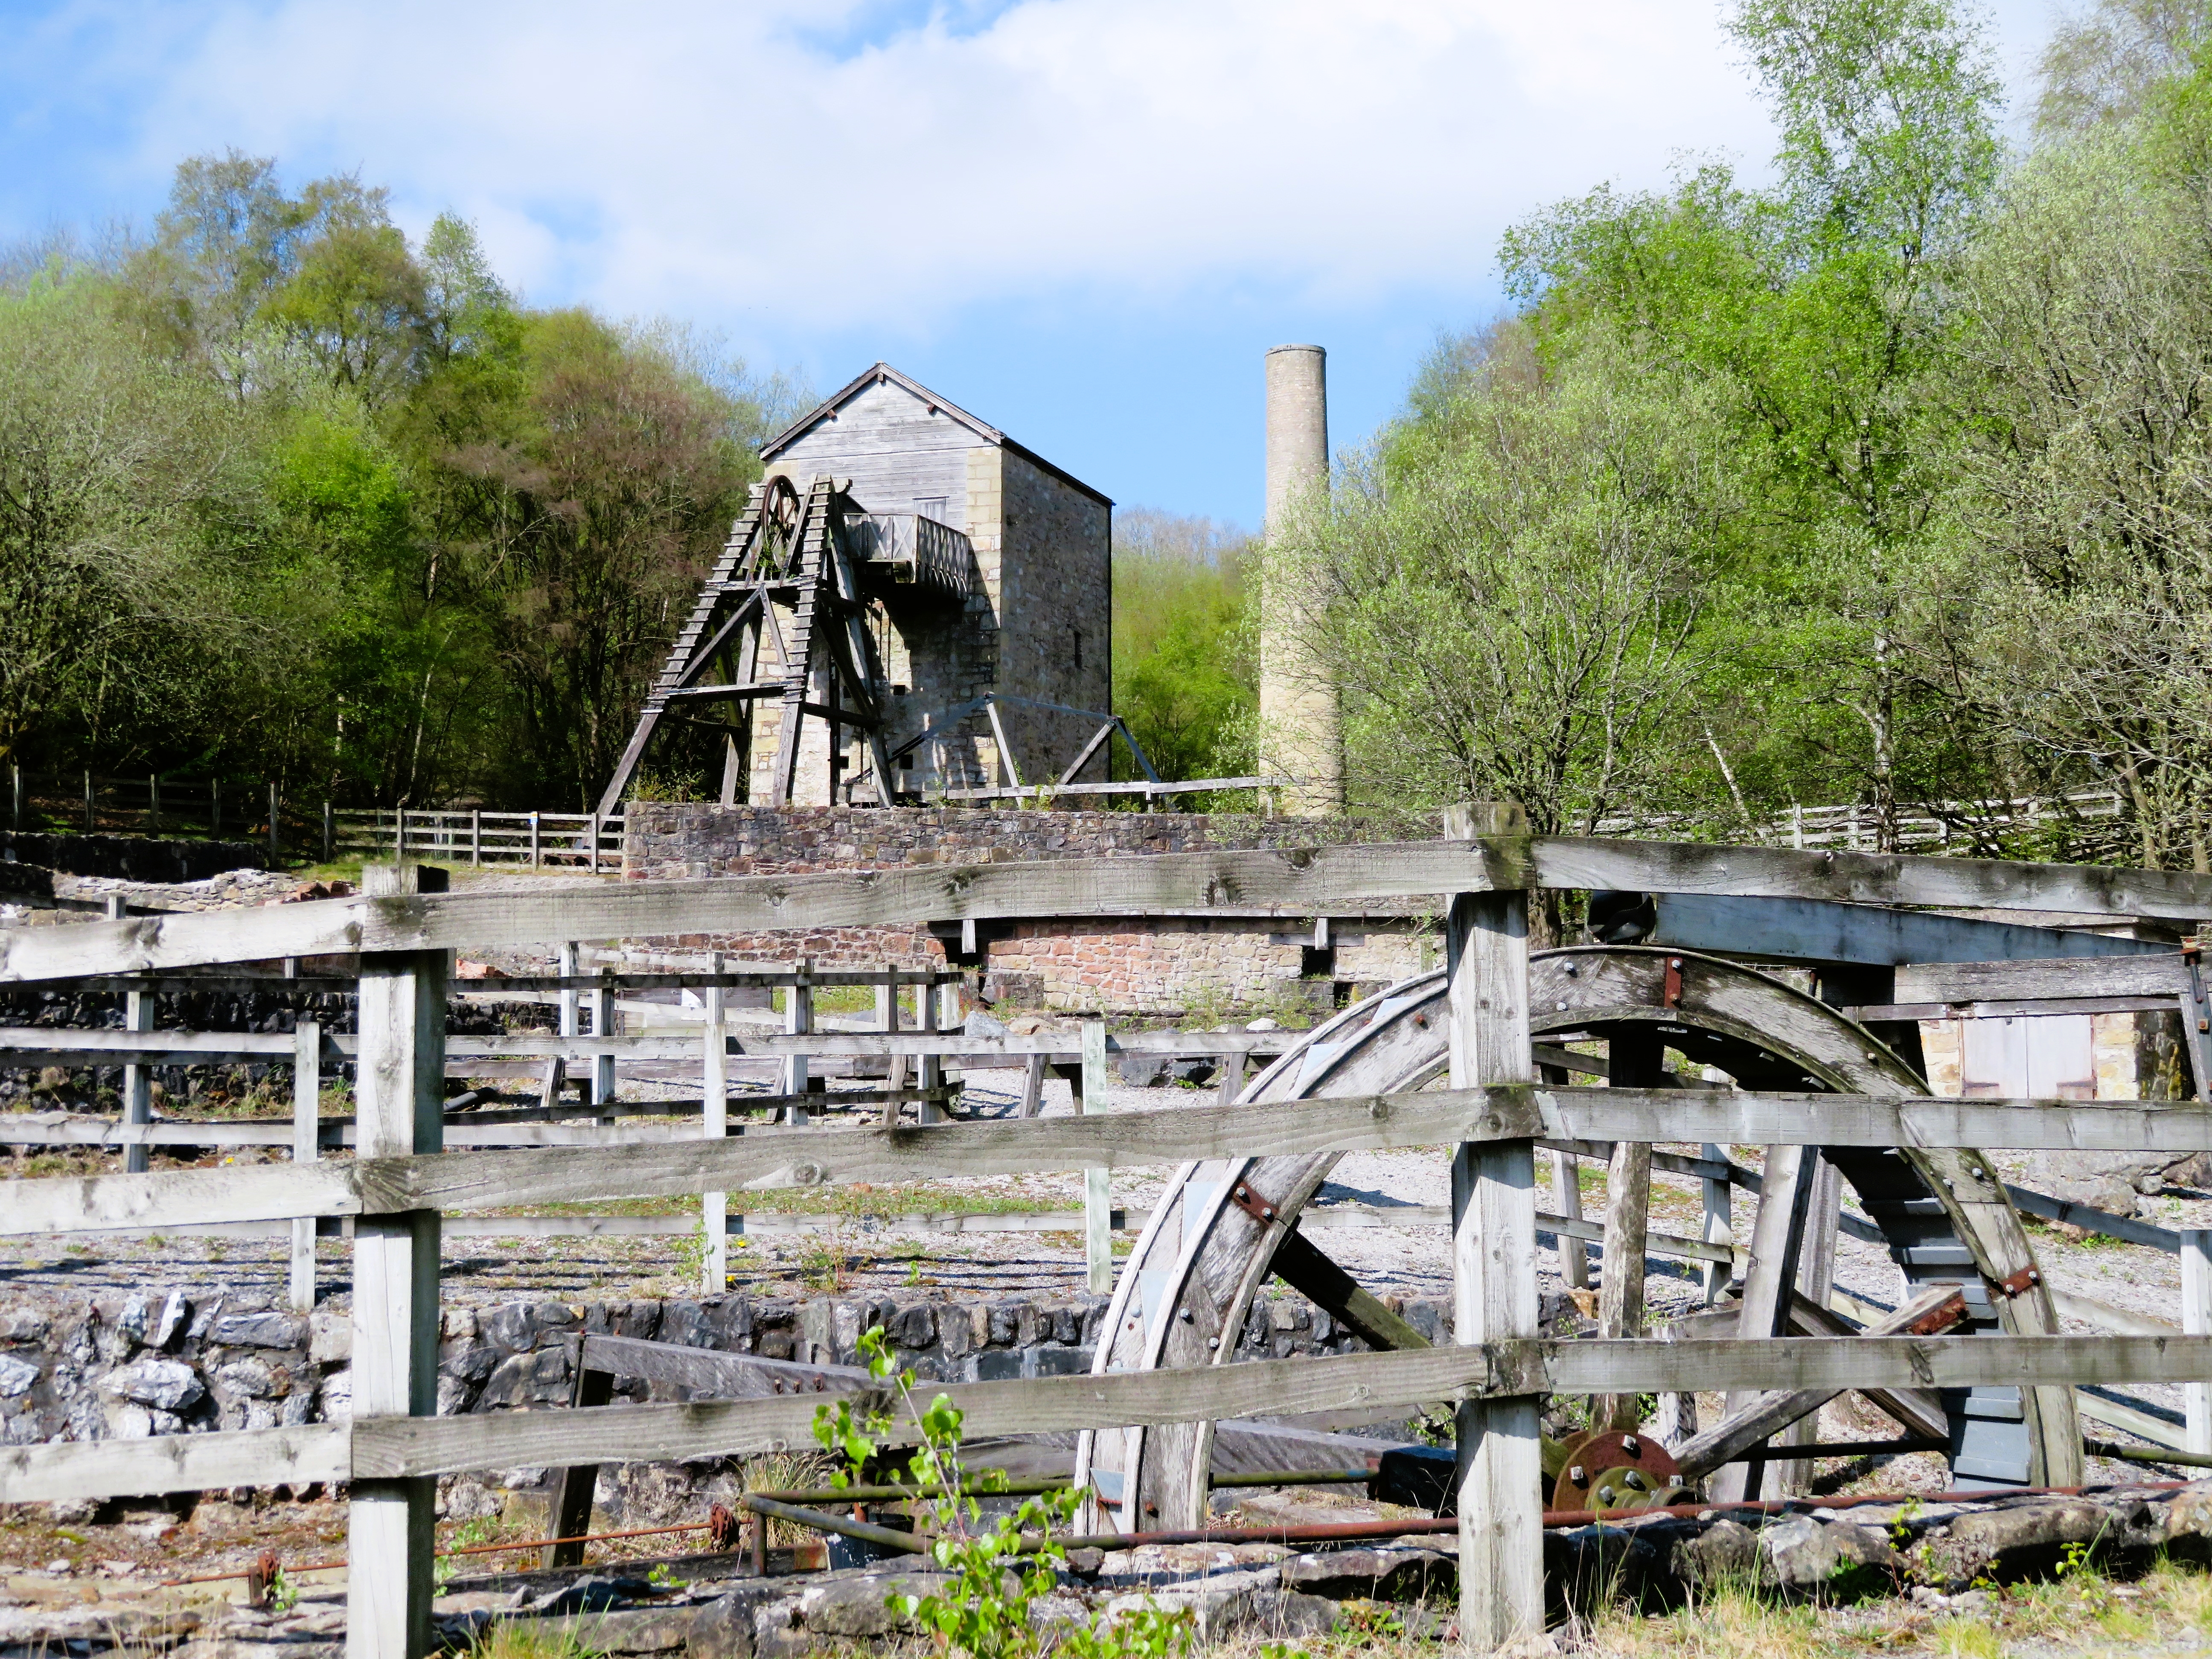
[596,475,943,817]
[12,820,2212,1653]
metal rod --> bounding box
[739,1495,925,1555]
[2086,1437,2212,1470]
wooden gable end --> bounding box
[770,378,986,531]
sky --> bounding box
[0,0,2070,529]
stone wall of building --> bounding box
[992,448,1113,783]
[619,804,1435,1014]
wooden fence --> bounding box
[7,829,2212,1653]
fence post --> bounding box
[348,862,447,1659]
[913,967,937,1126]
[530,812,541,870]
[1700,1142,1733,1306]
[472,809,482,867]
[10,765,19,831]
[2186,1230,2212,1456]
[268,783,280,862]
[590,812,602,876]
[323,803,334,865]
[702,954,728,1294]
[148,774,160,835]
[1082,1016,1112,1294]
[783,960,813,1126]
[84,770,94,833]
[121,967,154,1179]
[591,964,617,1114]
[291,1021,321,1313]
[395,808,405,859]
[1441,801,1543,1651]
[211,777,221,837]
[1708,1143,1821,1503]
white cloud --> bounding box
[107,0,1782,331]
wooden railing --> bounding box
[7,833,2212,1653]
[326,807,624,870]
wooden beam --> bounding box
[1082,1017,1111,1294]
[1709,1143,1820,1503]
[18,1084,2212,1240]
[20,832,2212,984]
[1673,1284,1968,1480]
[22,1333,2212,1507]
[1894,957,2188,1003]
[1269,1228,1433,1352]
[1653,892,2170,969]
[346,1334,2212,1481]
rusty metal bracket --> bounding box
[1901,1286,1970,1335]
[1991,1265,2041,1300]
[1662,956,1685,1010]
[1228,1178,1284,1225]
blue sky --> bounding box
[0,0,2066,529]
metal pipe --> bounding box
[2086,1438,2212,1470]
[739,1494,926,1555]
[754,1474,1073,1505]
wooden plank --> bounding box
[1527,838,2212,927]
[2075,1387,2189,1451]
[2004,1184,2179,1252]
[19,1084,2212,1240]
[1653,892,2169,968]
[580,1334,867,1397]
[702,960,728,1294]
[1441,803,1543,1654]
[343,1335,2212,1482]
[21,832,2212,984]
[1595,1031,1658,1431]
[1269,1228,1432,1351]
[2052,1288,2180,1339]
[1894,957,2188,1003]
[0,1423,350,1505]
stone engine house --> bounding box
[602,365,1114,812]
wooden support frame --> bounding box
[1444,803,1543,1653]
[348,864,447,1659]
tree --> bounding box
[1930,80,2212,867]
[1502,0,2002,844]
[442,311,762,805]
[1110,509,1255,787]
[2036,0,2212,133]
[1269,331,1730,848]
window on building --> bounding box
[1072,627,1083,671]
[916,496,946,523]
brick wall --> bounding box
[620,803,1435,1013]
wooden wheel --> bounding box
[1072,946,2078,1531]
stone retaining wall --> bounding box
[0,1282,1459,1524]
[618,805,1437,1015]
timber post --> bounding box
[1442,802,1544,1651]
[291,1021,321,1312]
[1082,1015,1112,1294]
[348,862,448,1659]
[113,895,154,1177]
[702,954,728,1293]
[2186,1228,2212,1456]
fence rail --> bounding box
[7,830,2212,1656]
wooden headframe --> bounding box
[595,475,900,815]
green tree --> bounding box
[1110,509,1255,788]
[1502,0,2002,843]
